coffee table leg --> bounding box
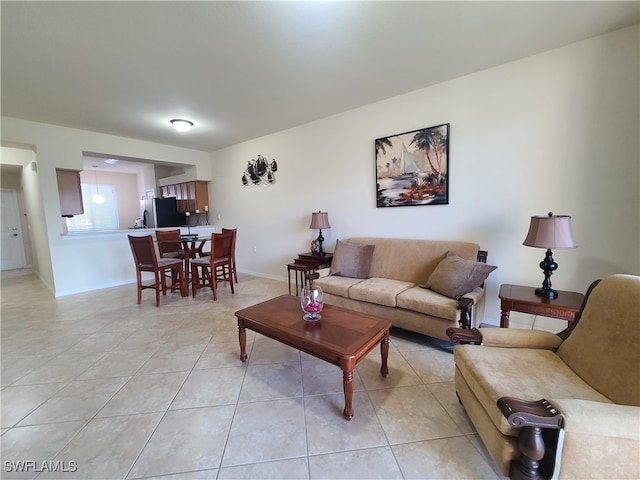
[380,330,389,377]
[342,370,354,420]
[238,324,247,362]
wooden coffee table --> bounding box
[235,295,391,420]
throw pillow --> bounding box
[421,251,497,299]
[330,239,375,279]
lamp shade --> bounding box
[523,213,577,249]
[309,211,331,230]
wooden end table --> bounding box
[295,251,333,269]
[235,295,390,420]
[286,251,334,295]
[498,284,584,328]
[286,262,316,295]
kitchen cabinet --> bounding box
[160,181,209,213]
[56,169,84,217]
[193,181,209,212]
[160,184,177,198]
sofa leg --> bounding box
[511,426,546,480]
[497,397,563,480]
[457,297,473,328]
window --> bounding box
[66,184,119,232]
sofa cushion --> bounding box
[454,345,612,435]
[330,239,375,279]
[422,251,496,298]
[348,277,415,307]
[396,286,462,321]
[344,237,480,283]
[314,275,364,298]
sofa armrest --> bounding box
[446,327,483,344]
[547,399,639,479]
[478,328,563,350]
[446,327,563,350]
[317,267,331,278]
[550,399,639,439]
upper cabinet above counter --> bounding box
[56,169,84,217]
[160,180,209,213]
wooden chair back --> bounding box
[129,234,159,269]
[211,231,234,264]
[221,227,238,282]
[156,229,182,258]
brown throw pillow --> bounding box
[330,239,375,279]
[421,251,497,299]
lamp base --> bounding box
[315,230,325,255]
[535,248,558,299]
[535,287,558,299]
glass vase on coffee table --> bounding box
[300,284,323,321]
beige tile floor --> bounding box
[1,269,505,480]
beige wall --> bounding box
[210,25,639,324]
[1,25,638,325]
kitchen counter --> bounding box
[61,225,221,239]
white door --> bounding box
[1,188,27,270]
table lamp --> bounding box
[523,212,577,298]
[309,211,331,255]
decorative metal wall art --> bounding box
[242,155,277,185]
[376,123,450,207]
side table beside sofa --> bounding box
[499,284,584,328]
[287,252,333,295]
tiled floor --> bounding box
[1,269,504,479]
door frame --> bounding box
[1,188,27,271]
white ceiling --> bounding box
[2,1,638,153]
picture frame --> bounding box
[375,123,450,207]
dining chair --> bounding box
[128,235,186,306]
[190,231,235,301]
[156,229,185,259]
[155,228,190,288]
[221,228,238,283]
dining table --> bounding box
[180,234,211,278]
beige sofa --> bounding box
[447,274,640,479]
[314,237,493,341]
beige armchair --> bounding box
[447,274,639,479]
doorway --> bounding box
[1,188,27,270]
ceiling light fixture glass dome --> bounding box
[170,119,194,132]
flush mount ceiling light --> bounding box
[170,119,194,132]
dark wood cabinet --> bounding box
[56,169,84,217]
[193,181,209,212]
[160,181,209,213]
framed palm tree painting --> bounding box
[375,123,449,207]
